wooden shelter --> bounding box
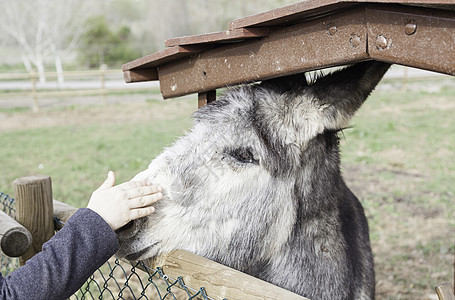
[122,0,454,107]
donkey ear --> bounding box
[309,61,391,130]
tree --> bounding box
[0,0,90,84]
[0,0,300,75]
[78,16,140,69]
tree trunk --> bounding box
[55,53,64,88]
[21,55,32,73]
[35,55,46,84]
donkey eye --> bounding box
[227,147,259,164]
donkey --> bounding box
[116,61,391,299]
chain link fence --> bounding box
[0,192,214,300]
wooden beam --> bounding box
[53,200,78,230]
[198,90,217,108]
[158,7,369,98]
[0,210,32,257]
[147,249,309,300]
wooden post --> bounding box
[0,210,32,257]
[198,90,216,108]
[14,175,54,265]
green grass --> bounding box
[0,100,193,208]
[340,84,455,298]
[341,88,455,197]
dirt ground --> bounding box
[1,97,454,300]
[0,95,196,132]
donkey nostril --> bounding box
[116,220,134,234]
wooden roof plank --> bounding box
[164,28,271,48]
[122,45,207,72]
[228,0,455,30]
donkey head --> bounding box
[115,62,390,273]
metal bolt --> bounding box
[327,24,337,36]
[405,20,417,35]
[376,35,388,50]
[350,34,361,48]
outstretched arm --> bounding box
[0,171,162,300]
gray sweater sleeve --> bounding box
[0,208,119,300]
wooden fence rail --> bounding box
[11,175,308,300]
[0,209,32,257]
[0,69,158,112]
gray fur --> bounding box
[116,61,391,299]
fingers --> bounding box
[96,171,116,191]
[107,171,115,184]
[122,185,162,199]
[130,206,156,221]
[128,192,163,209]
[116,180,157,191]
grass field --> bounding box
[0,79,454,299]
[0,98,194,207]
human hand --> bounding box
[87,171,162,230]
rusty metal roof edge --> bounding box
[122,1,455,89]
[122,0,455,74]
[156,5,371,98]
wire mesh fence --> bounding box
[0,192,215,300]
